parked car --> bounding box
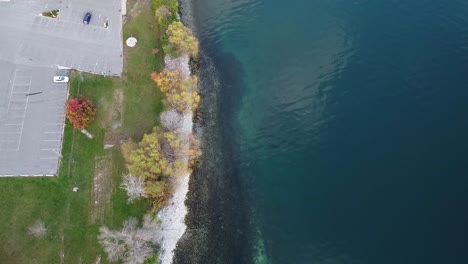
[53,76,69,83]
[83,12,92,24]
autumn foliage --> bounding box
[151,69,182,93]
[165,76,200,112]
[121,127,193,208]
[65,96,95,129]
[164,21,199,57]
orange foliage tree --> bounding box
[150,69,182,93]
[65,95,95,129]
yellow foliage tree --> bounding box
[165,75,200,112]
[151,69,182,93]
[121,138,138,161]
[145,179,168,208]
[164,21,199,57]
[127,130,172,180]
[187,134,202,168]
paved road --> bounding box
[0,0,124,176]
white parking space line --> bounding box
[0,134,20,141]
[0,68,32,151]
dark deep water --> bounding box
[176,0,468,263]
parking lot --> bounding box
[0,62,68,175]
[0,0,124,176]
[0,0,123,75]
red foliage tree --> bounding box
[65,95,95,129]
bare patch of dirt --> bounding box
[103,132,129,149]
[59,248,64,264]
[112,89,124,130]
[128,0,144,18]
[89,154,113,224]
[98,97,111,128]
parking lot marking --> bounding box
[5,70,18,113]
[1,68,33,151]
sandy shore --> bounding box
[157,55,193,264]
[157,172,190,264]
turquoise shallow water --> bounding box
[185,0,468,263]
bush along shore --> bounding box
[99,0,201,263]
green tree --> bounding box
[163,21,199,57]
[155,5,173,30]
[152,0,178,15]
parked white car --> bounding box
[53,76,69,83]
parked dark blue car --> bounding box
[83,12,92,24]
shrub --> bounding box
[152,0,178,14]
[155,5,175,31]
[29,220,48,238]
[42,10,59,18]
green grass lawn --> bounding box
[0,1,162,263]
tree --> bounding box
[29,220,48,238]
[127,130,172,179]
[145,180,169,208]
[165,75,200,112]
[160,130,187,175]
[160,109,184,130]
[65,95,95,129]
[121,138,138,162]
[121,175,147,203]
[155,5,173,30]
[98,215,159,264]
[187,134,202,168]
[164,21,199,58]
[152,0,178,15]
[151,68,182,93]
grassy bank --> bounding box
[0,1,162,262]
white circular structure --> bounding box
[126,37,138,47]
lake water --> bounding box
[178,0,468,263]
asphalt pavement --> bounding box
[0,0,124,176]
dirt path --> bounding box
[112,89,124,130]
[128,0,144,17]
[89,154,113,224]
